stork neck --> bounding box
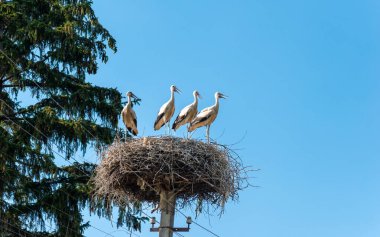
[193,94,198,105]
[215,96,219,106]
[127,95,132,105]
[214,96,220,110]
[170,90,175,101]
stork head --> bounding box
[193,90,202,99]
[170,85,181,94]
[215,92,227,99]
[126,91,139,100]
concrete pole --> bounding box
[159,190,176,237]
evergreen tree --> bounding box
[0,0,143,236]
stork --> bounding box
[188,92,227,143]
[172,90,201,137]
[121,91,139,136]
[154,85,181,133]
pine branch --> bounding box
[0,0,143,235]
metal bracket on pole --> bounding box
[149,190,193,237]
[150,227,190,232]
[150,216,192,234]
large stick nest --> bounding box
[92,136,249,212]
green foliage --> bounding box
[0,0,142,236]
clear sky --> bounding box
[84,0,380,236]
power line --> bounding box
[0,198,85,237]
[1,43,137,237]
[191,220,220,237]
[113,148,221,237]
[1,49,142,236]
[143,183,221,237]
[0,157,122,237]
[1,48,221,237]
[0,48,138,236]
[2,88,220,237]
[0,122,139,237]
[141,210,185,237]
[0,103,91,176]
[0,110,138,237]
[3,95,220,237]
[0,48,101,145]
[0,218,26,237]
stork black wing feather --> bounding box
[191,113,210,126]
[172,113,185,130]
[154,112,165,129]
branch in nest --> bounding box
[91,136,252,215]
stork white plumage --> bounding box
[121,91,139,136]
[172,90,201,136]
[188,92,227,143]
[154,85,181,132]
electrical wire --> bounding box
[139,180,221,237]
[1,48,221,237]
[113,146,221,237]
[0,218,26,237]
[0,198,87,237]
[141,210,185,237]
[0,109,139,237]
[0,48,101,145]
[2,99,221,237]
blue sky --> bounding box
[83,0,380,236]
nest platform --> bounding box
[92,136,247,211]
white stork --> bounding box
[121,91,139,136]
[154,85,181,132]
[188,92,227,143]
[172,90,201,136]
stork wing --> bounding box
[188,108,214,132]
[192,109,213,125]
[154,101,169,130]
[173,113,185,125]
[154,112,164,129]
[172,104,191,130]
[154,99,177,130]
[131,109,137,128]
[200,106,213,113]
[121,109,128,127]
[176,105,191,122]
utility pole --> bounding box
[150,190,192,237]
[159,191,176,237]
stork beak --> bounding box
[132,93,140,100]
[197,92,202,99]
[220,93,228,99]
[174,87,182,94]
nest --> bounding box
[92,136,249,213]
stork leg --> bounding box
[163,115,169,135]
[186,124,189,139]
[187,125,194,139]
[206,125,210,143]
[167,119,171,135]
